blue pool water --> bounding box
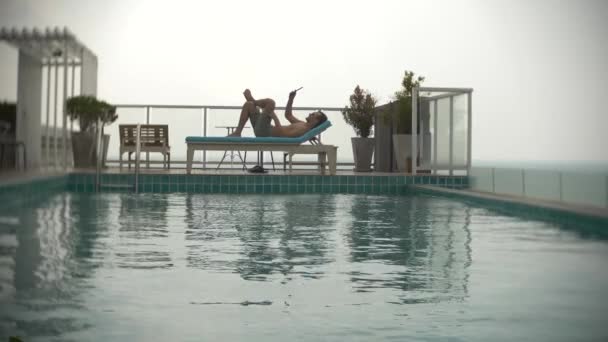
[0,193,607,341]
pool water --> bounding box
[0,193,607,341]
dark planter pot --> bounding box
[352,137,375,172]
[71,132,109,168]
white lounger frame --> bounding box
[186,142,337,175]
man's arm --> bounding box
[285,91,303,124]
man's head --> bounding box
[306,111,328,128]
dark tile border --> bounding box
[65,173,469,195]
[0,174,68,212]
[3,173,606,238]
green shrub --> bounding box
[66,95,117,133]
[342,85,377,138]
[382,70,425,134]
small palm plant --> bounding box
[66,95,117,133]
[66,95,117,167]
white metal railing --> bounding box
[470,167,608,209]
[107,104,346,170]
[39,93,473,173]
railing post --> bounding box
[558,172,563,202]
[135,123,141,193]
[146,106,150,168]
[433,100,437,175]
[521,169,526,197]
[491,167,496,193]
[203,107,207,169]
[605,175,608,208]
[53,60,59,168]
[467,91,472,176]
[449,96,454,176]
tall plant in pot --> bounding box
[66,95,117,168]
[342,85,377,172]
[380,70,426,172]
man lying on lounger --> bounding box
[228,89,327,138]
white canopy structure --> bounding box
[0,27,98,169]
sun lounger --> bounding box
[185,121,337,175]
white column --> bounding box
[45,62,51,167]
[70,62,75,133]
[53,59,59,168]
[62,40,68,169]
[412,87,418,175]
[80,49,98,96]
[16,51,43,169]
[419,105,424,169]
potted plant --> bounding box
[377,70,428,172]
[66,95,117,168]
[342,85,377,172]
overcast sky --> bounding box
[1,0,607,165]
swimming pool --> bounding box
[1,192,607,341]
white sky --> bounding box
[0,0,607,164]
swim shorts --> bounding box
[249,108,272,137]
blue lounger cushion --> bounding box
[186,121,332,144]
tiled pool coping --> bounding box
[0,172,466,210]
[65,173,468,194]
[3,172,607,230]
[0,174,68,211]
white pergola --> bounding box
[0,26,98,169]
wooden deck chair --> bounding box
[119,124,171,169]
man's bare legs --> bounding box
[228,101,256,137]
[228,89,277,137]
[243,89,255,102]
[244,89,276,115]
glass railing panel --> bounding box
[469,167,493,192]
[561,172,607,208]
[493,168,524,196]
[149,107,203,164]
[523,169,561,202]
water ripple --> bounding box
[0,193,607,340]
